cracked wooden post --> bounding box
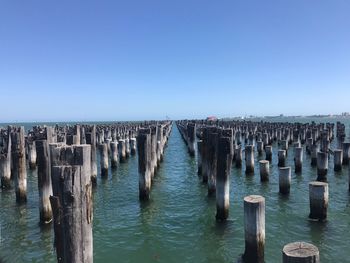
[278,150,286,167]
[137,130,152,201]
[11,126,27,203]
[309,181,328,221]
[259,160,269,182]
[294,147,303,173]
[334,149,343,171]
[50,144,92,263]
[265,145,272,161]
[216,136,232,221]
[110,141,119,168]
[279,167,291,195]
[36,140,53,224]
[317,152,328,182]
[99,143,108,177]
[27,140,37,169]
[245,145,254,174]
[0,127,12,188]
[282,242,320,263]
[242,195,265,263]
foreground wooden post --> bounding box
[242,195,265,263]
[309,181,328,221]
[279,167,291,195]
[235,146,243,168]
[259,160,269,182]
[216,136,232,221]
[99,143,108,177]
[36,140,53,224]
[317,152,328,182]
[208,132,218,196]
[282,242,320,263]
[11,126,27,203]
[278,150,286,167]
[187,123,196,156]
[197,140,202,175]
[28,140,37,169]
[137,131,152,200]
[342,142,350,165]
[118,139,127,163]
[334,149,343,171]
[85,125,97,184]
[50,144,92,263]
[130,138,137,155]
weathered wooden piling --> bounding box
[130,138,137,155]
[110,141,119,168]
[242,195,265,263]
[257,140,264,155]
[216,136,232,221]
[311,144,318,166]
[85,125,97,184]
[187,123,196,156]
[309,181,328,221]
[150,126,158,175]
[316,152,328,182]
[282,242,320,263]
[334,149,343,171]
[27,140,37,169]
[259,160,269,182]
[197,140,202,175]
[50,144,92,263]
[36,140,53,224]
[245,145,254,174]
[0,127,11,188]
[294,147,303,173]
[265,145,272,161]
[207,131,218,196]
[118,139,127,163]
[279,167,291,194]
[99,143,109,177]
[137,130,152,200]
[278,150,286,167]
[342,142,350,165]
[11,126,27,202]
[235,146,243,168]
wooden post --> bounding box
[309,181,328,221]
[245,145,254,174]
[137,131,152,200]
[279,167,291,195]
[216,136,232,221]
[99,143,108,177]
[317,152,328,182]
[0,127,11,188]
[265,145,272,161]
[110,141,119,168]
[242,195,265,263]
[207,132,218,196]
[130,138,137,155]
[187,123,196,156]
[257,140,264,155]
[36,140,53,224]
[278,150,286,167]
[85,125,97,185]
[28,140,37,169]
[259,160,269,182]
[334,149,343,171]
[235,146,243,168]
[197,140,202,175]
[150,126,158,175]
[118,139,127,163]
[342,142,350,165]
[282,242,320,263]
[125,138,131,158]
[11,126,27,203]
[294,147,303,173]
[311,144,318,166]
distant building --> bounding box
[206,116,217,121]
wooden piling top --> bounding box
[283,242,319,258]
[244,195,264,203]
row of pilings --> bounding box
[0,121,172,263]
[176,119,349,263]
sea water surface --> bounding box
[0,118,350,262]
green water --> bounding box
[0,118,350,262]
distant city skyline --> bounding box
[1,1,349,122]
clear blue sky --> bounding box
[0,1,349,122]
